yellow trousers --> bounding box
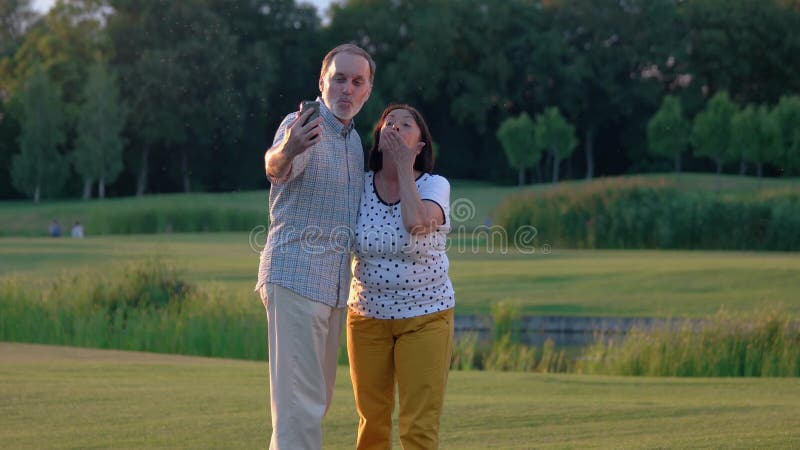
[347,307,454,450]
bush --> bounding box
[494,178,800,250]
[89,207,262,234]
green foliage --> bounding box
[773,95,800,174]
[647,95,689,172]
[73,63,127,198]
[0,262,266,360]
[493,177,800,250]
[1,0,107,105]
[3,0,800,196]
[496,113,539,185]
[490,301,522,343]
[732,105,782,176]
[534,107,577,183]
[682,0,800,106]
[579,307,800,377]
[0,99,21,198]
[10,66,68,202]
[88,206,262,234]
[450,331,480,371]
[0,0,36,58]
[691,91,738,172]
[93,258,192,312]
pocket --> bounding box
[260,285,270,309]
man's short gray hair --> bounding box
[319,43,376,85]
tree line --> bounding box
[1,0,800,201]
[498,93,800,185]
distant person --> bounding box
[255,43,375,450]
[48,219,62,237]
[347,104,455,450]
[71,221,84,238]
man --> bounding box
[255,44,374,450]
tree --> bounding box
[534,107,578,183]
[691,91,737,175]
[0,0,37,57]
[647,95,690,172]
[10,66,68,202]
[0,98,22,198]
[107,0,246,195]
[73,63,127,199]
[772,95,800,175]
[682,0,800,106]
[496,113,539,185]
[731,105,781,179]
[553,0,676,180]
[2,0,107,106]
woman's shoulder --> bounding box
[419,173,450,189]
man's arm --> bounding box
[265,108,323,182]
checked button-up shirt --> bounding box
[255,99,364,308]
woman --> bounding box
[348,104,455,450]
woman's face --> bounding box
[381,109,422,151]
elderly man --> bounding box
[255,43,374,450]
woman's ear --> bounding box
[415,142,426,154]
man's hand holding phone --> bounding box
[285,101,323,158]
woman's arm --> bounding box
[397,165,444,235]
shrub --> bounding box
[494,177,800,251]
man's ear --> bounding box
[318,77,324,94]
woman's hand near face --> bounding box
[381,128,424,173]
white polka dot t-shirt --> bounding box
[348,171,455,319]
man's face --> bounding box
[320,52,372,124]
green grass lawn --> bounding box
[1,342,798,449]
[2,233,799,317]
[2,173,797,236]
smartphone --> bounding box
[300,100,320,126]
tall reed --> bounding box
[578,307,800,377]
[0,261,267,360]
[493,177,800,251]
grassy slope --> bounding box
[1,343,799,449]
[1,173,797,236]
[1,234,799,317]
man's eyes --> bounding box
[333,77,365,85]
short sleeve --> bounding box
[418,175,451,229]
[266,112,312,185]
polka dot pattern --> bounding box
[348,171,455,319]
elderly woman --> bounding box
[347,104,455,450]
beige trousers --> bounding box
[260,283,345,450]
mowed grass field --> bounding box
[2,343,799,449]
[2,233,799,317]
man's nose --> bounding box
[342,81,354,94]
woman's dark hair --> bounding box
[368,104,435,173]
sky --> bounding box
[32,0,338,18]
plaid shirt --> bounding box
[255,99,364,307]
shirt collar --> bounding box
[318,96,354,137]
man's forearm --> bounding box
[265,144,295,180]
